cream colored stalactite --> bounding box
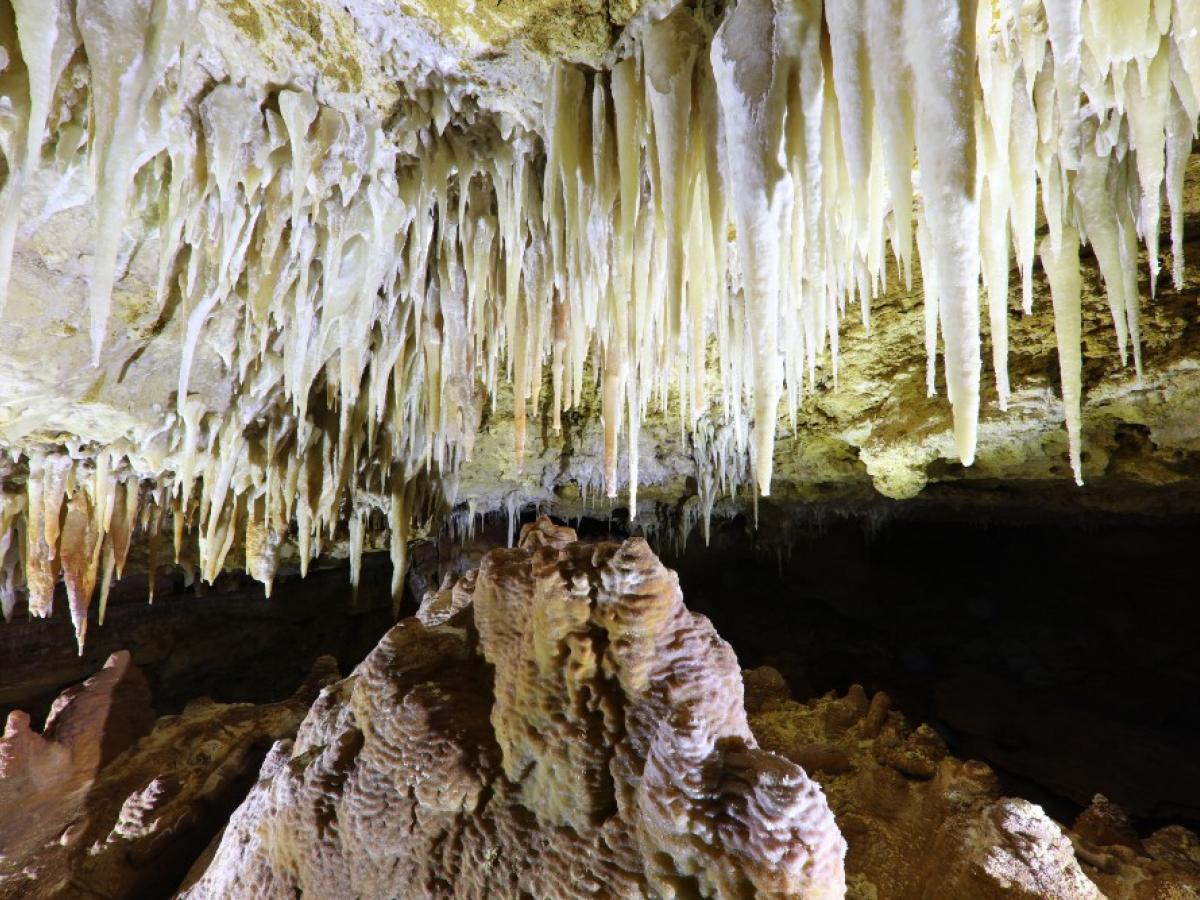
[710,0,797,497]
[1009,66,1039,316]
[792,0,829,396]
[0,492,26,622]
[0,0,77,318]
[827,0,873,268]
[4,452,143,650]
[906,0,982,465]
[60,488,100,654]
[1165,65,1195,291]
[977,15,1015,410]
[1126,42,1171,299]
[643,7,704,349]
[915,199,940,397]
[1076,120,1131,364]
[77,0,199,365]
[1041,226,1084,486]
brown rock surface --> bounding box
[744,668,1200,900]
[180,517,847,898]
[0,654,339,899]
[0,650,154,860]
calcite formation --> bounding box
[742,668,1200,900]
[179,518,847,898]
[0,653,340,900]
[0,0,1198,650]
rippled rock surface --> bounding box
[180,518,847,899]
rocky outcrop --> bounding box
[180,518,847,898]
[6,521,1198,899]
[0,654,339,899]
[0,650,154,861]
[743,669,1200,900]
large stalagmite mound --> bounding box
[178,517,847,899]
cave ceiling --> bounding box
[0,0,1198,646]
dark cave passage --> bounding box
[0,555,396,731]
[660,511,1200,831]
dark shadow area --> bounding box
[0,554,396,729]
[660,511,1200,832]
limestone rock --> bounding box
[746,672,1200,900]
[0,654,339,899]
[924,798,1103,899]
[180,517,847,899]
[1074,794,1145,853]
[0,650,154,861]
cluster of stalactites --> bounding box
[0,445,452,651]
[1,453,151,653]
[0,0,538,638]
[557,0,1198,496]
[0,0,1197,644]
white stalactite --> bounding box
[1041,227,1084,486]
[906,0,982,464]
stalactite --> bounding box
[1042,227,1084,486]
[0,0,1194,644]
[905,0,981,466]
